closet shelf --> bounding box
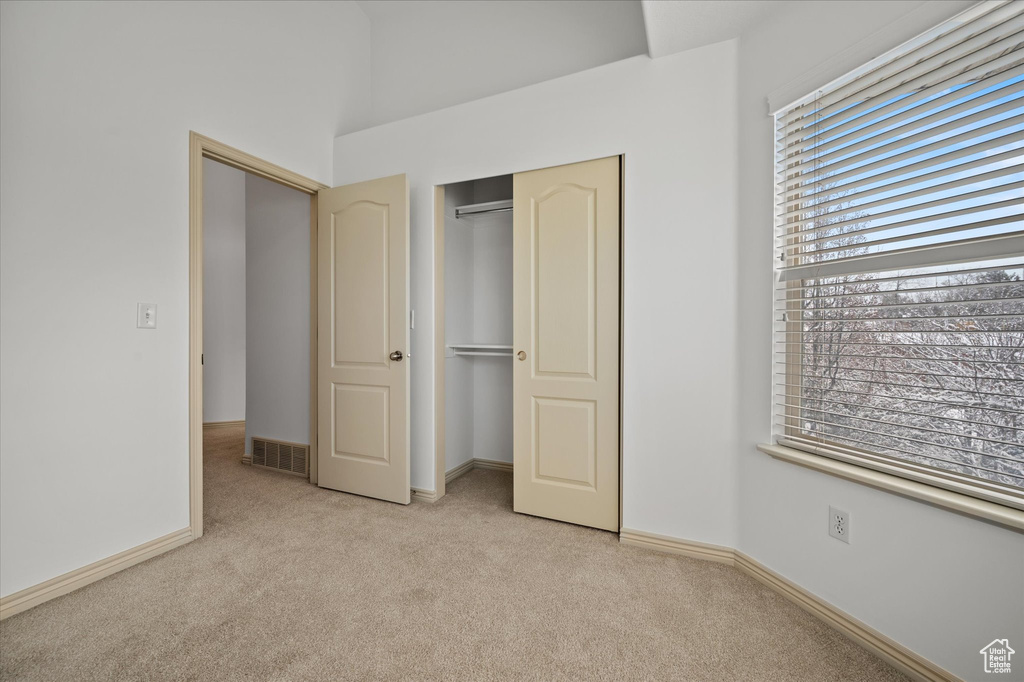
[447,343,513,358]
[454,199,512,219]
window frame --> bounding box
[765,2,1024,524]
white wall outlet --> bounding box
[829,506,850,543]
[137,303,157,329]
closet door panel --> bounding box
[317,174,410,504]
[534,185,597,379]
[513,156,620,532]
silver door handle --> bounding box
[517,350,527,361]
[390,350,404,362]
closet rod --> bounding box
[454,198,513,219]
[453,351,513,357]
[455,206,513,219]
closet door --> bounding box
[512,157,620,531]
[317,174,410,504]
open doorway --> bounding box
[202,157,312,476]
[189,133,325,540]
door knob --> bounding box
[517,350,527,361]
[390,350,404,361]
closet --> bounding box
[437,156,621,532]
[442,175,515,484]
[315,156,620,531]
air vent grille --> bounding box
[251,437,308,477]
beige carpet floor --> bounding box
[0,425,905,681]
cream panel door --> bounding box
[513,156,620,531]
[318,174,410,504]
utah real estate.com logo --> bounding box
[980,638,1015,675]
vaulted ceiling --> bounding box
[640,0,790,57]
[357,0,648,127]
[355,0,795,128]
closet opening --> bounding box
[432,155,621,530]
[437,174,515,502]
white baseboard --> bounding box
[0,528,193,621]
[444,457,513,486]
[411,487,439,503]
[444,459,475,484]
[202,420,245,429]
[618,527,955,682]
[732,552,955,682]
[474,458,513,473]
[619,528,734,564]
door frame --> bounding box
[431,156,625,530]
[188,131,327,540]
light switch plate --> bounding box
[137,303,157,329]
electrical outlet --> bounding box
[829,506,850,543]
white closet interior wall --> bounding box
[444,175,514,475]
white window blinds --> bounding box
[772,0,1024,509]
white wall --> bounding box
[0,0,369,597]
[244,174,311,455]
[359,0,647,128]
[202,159,247,423]
[443,181,476,473]
[733,2,1024,679]
[335,43,741,545]
[469,178,514,465]
[469,210,514,466]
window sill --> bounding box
[757,443,1024,533]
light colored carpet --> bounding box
[0,425,905,681]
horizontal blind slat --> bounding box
[782,92,1024,177]
[778,0,1019,124]
[778,162,1022,221]
[774,404,1023,449]
[783,116,1023,192]
[774,397,1024,431]
[778,129,1023,203]
[775,381,1023,415]
[781,187,1022,240]
[779,235,1024,281]
[779,66,1024,166]
[776,146,1022,211]
[775,261,1024,292]
[779,3,1024,128]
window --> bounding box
[772,0,1024,509]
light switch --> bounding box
[137,303,157,329]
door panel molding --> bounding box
[329,200,392,369]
